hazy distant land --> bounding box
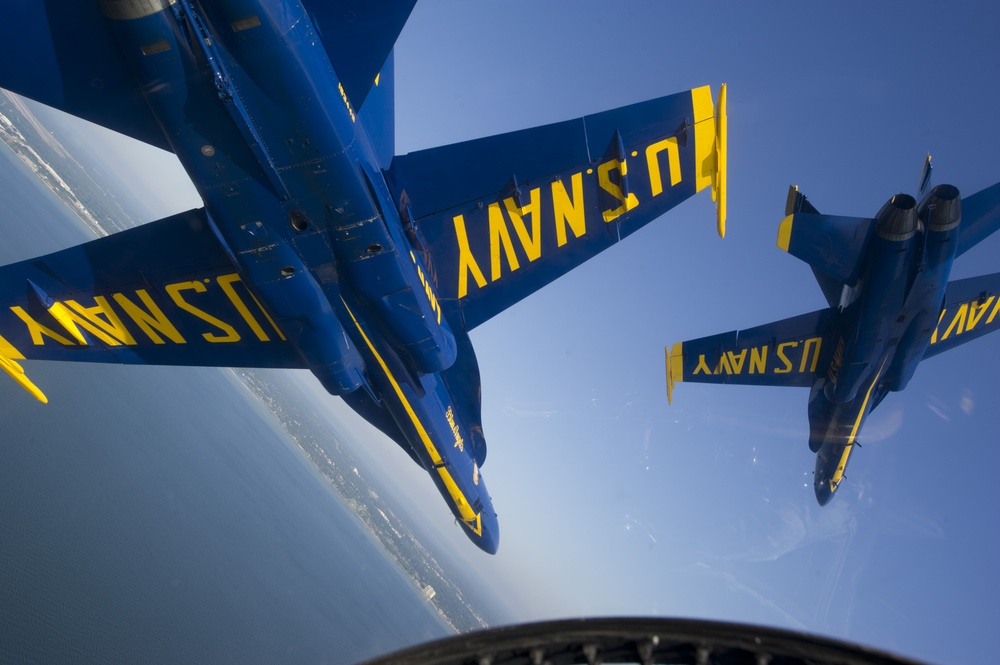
[0,91,140,236]
[234,369,490,633]
[0,91,491,634]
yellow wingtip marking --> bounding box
[777,215,794,252]
[691,85,714,122]
[0,353,47,403]
[714,83,727,238]
[666,342,684,405]
[691,86,716,197]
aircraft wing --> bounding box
[387,85,726,330]
[666,308,839,403]
[0,209,305,388]
[922,272,1000,360]
[956,181,1000,257]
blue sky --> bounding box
[384,3,1000,663]
[30,2,999,663]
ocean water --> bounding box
[0,146,451,663]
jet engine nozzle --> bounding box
[874,194,917,241]
[918,184,961,232]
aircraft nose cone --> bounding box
[476,512,500,554]
[813,464,839,506]
[814,481,834,506]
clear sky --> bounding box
[33,2,1000,664]
[386,3,1000,663]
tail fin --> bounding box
[918,154,933,198]
[784,184,820,216]
[356,51,395,170]
[781,185,862,308]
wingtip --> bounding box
[666,342,683,404]
[714,84,727,239]
[0,353,48,403]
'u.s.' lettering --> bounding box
[451,132,688,299]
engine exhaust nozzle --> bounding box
[919,184,961,233]
[875,194,917,241]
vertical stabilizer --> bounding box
[783,185,846,308]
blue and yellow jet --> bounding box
[668,162,1000,505]
[0,1,726,553]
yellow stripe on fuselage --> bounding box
[830,358,886,492]
[341,301,482,536]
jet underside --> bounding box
[0,0,726,552]
[669,178,1000,505]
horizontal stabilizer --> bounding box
[667,308,839,400]
[0,209,305,371]
[784,186,842,308]
[776,212,874,285]
[956,181,1000,257]
[922,271,1000,360]
[389,86,725,329]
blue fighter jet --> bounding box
[668,162,1000,506]
[0,1,726,553]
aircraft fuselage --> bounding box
[808,185,962,503]
[102,0,499,552]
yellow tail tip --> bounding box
[0,354,47,403]
[777,214,794,252]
